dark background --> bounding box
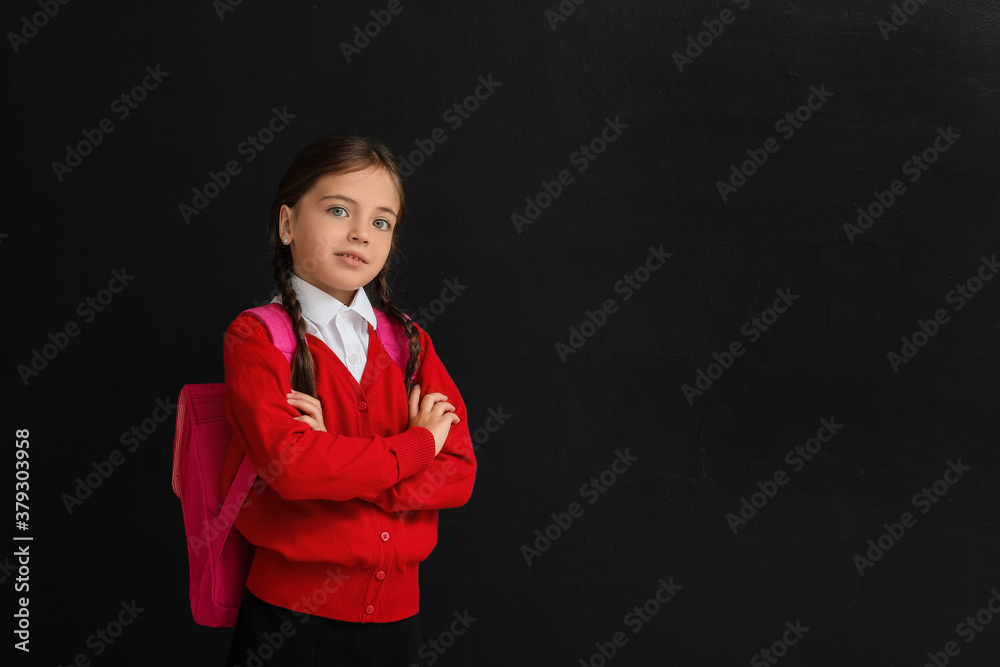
[5,0,1000,665]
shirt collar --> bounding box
[280,273,378,330]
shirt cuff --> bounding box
[391,427,437,481]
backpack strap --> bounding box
[214,303,299,567]
[374,307,415,382]
[241,303,298,364]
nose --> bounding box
[349,221,370,244]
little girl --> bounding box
[220,135,477,666]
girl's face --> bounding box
[279,167,400,306]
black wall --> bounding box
[6,1,1000,665]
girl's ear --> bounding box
[279,204,294,239]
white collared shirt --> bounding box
[270,273,378,384]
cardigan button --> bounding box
[380,531,390,542]
[365,605,375,615]
[375,570,386,581]
[358,401,368,411]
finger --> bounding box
[289,392,321,411]
[419,393,449,412]
[288,397,321,422]
[299,399,322,417]
[431,401,456,415]
[409,384,421,415]
[293,415,317,429]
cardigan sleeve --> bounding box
[223,315,437,502]
[368,324,477,512]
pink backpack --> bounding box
[171,302,412,627]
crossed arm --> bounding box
[224,315,476,509]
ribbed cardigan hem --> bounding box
[246,547,419,624]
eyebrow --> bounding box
[319,194,397,218]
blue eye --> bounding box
[328,206,347,217]
[373,218,392,231]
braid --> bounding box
[265,133,413,396]
[374,266,421,396]
[273,247,317,397]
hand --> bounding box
[287,390,327,432]
[407,384,459,456]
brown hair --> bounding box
[267,134,420,397]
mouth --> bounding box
[335,252,367,264]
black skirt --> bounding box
[226,591,422,667]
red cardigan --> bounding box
[221,311,476,623]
